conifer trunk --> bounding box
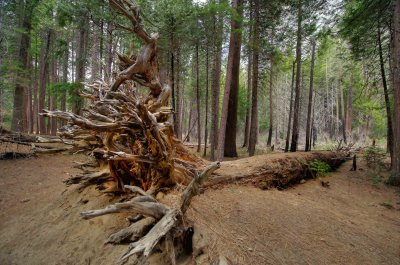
[290,0,303,152]
[218,0,243,160]
[248,0,259,157]
[390,0,400,185]
[305,40,316,151]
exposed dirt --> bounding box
[1,151,399,265]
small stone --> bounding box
[300,179,306,184]
[20,198,30,203]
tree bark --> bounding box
[50,50,58,136]
[290,0,302,152]
[203,45,209,157]
[345,73,353,142]
[248,0,259,157]
[73,17,88,115]
[305,40,316,151]
[285,61,295,152]
[243,0,253,148]
[176,46,182,140]
[11,0,35,132]
[390,0,400,185]
[195,43,201,153]
[267,52,275,147]
[38,29,51,134]
[210,6,223,161]
[339,76,346,144]
[218,0,243,160]
[91,22,100,82]
[60,42,68,126]
[378,23,393,161]
[106,23,113,82]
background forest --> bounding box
[0,0,398,167]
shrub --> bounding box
[363,146,386,168]
[309,160,331,178]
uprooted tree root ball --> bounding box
[40,0,208,263]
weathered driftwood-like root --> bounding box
[0,133,73,157]
[81,162,221,263]
[106,217,156,244]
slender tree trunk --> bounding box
[345,73,353,141]
[179,59,185,141]
[248,0,259,157]
[187,103,193,142]
[339,77,347,143]
[218,0,243,160]
[204,45,209,157]
[39,30,51,134]
[50,52,58,136]
[26,57,33,134]
[390,0,400,184]
[335,83,339,138]
[60,43,68,126]
[305,40,316,151]
[73,17,88,115]
[33,40,39,133]
[91,22,100,82]
[0,3,4,126]
[267,53,275,147]
[196,43,201,153]
[290,0,302,152]
[210,8,223,161]
[176,46,182,140]
[378,23,393,161]
[243,0,253,148]
[12,0,35,132]
[170,17,179,137]
[285,61,296,152]
[243,52,252,148]
[106,23,113,82]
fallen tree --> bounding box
[208,151,348,189]
[38,0,207,263]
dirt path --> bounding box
[189,160,400,264]
[0,152,399,264]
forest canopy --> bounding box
[0,0,399,183]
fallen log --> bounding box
[206,151,347,189]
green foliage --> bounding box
[309,159,331,178]
[363,146,386,168]
[48,82,79,94]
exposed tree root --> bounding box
[81,161,220,263]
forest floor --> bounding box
[0,148,399,265]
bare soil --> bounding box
[1,151,399,265]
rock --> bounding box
[300,179,306,184]
[20,198,30,203]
